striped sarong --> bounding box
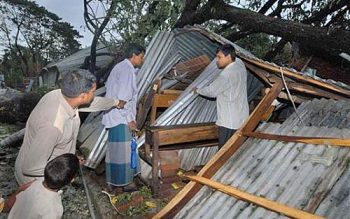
[105,124,140,186]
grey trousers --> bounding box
[218,126,236,149]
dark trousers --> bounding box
[218,126,236,149]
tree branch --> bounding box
[175,0,201,28]
[210,1,350,58]
[174,0,218,28]
[303,0,349,24]
[259,0,279,14]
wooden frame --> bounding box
[142,122,218,196]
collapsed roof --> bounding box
[173,98,350,219]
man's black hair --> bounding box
[44,153,79,190]
[59,69,96,98]
[125,43,145,59]
[216,44,236,61]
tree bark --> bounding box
[84,0,117,85]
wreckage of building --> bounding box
[57,26,350,218]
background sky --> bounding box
[36,0,93,47]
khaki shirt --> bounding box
[15,89,116,185]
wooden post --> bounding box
[151,131,160,196]
[153,81,284,218]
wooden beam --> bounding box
[246,62,346,100]
[262,88,309,104]
[287,82,346,100]
[186,175,326,219]
[300,56,313,72]
[155,124,218,146]
[153,81,284,218]
[241,57,350,98]
[243,131,350,147]
[278,91,309,104]
[245,62,274,87]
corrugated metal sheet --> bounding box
[176,99,350,219]
[315,164,350,219]
[283,98,350,129]
[46,43,114,74]
[41,43,115,86]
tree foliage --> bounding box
[0,0,81,80]
[84,0,183,46]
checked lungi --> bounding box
[105,124,140,186]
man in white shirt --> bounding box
[193,44,249,148]
[102,43,145,192]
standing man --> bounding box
[15,69,124,185]
[193,44,249,148]
[102,43,145,191]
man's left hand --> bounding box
[77,155,85,165]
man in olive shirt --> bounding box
[15,69,125,185]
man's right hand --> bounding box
[116,100,126,109]
[128,121,137,131]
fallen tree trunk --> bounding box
[0,128,25,147]
[0,89,41,124]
